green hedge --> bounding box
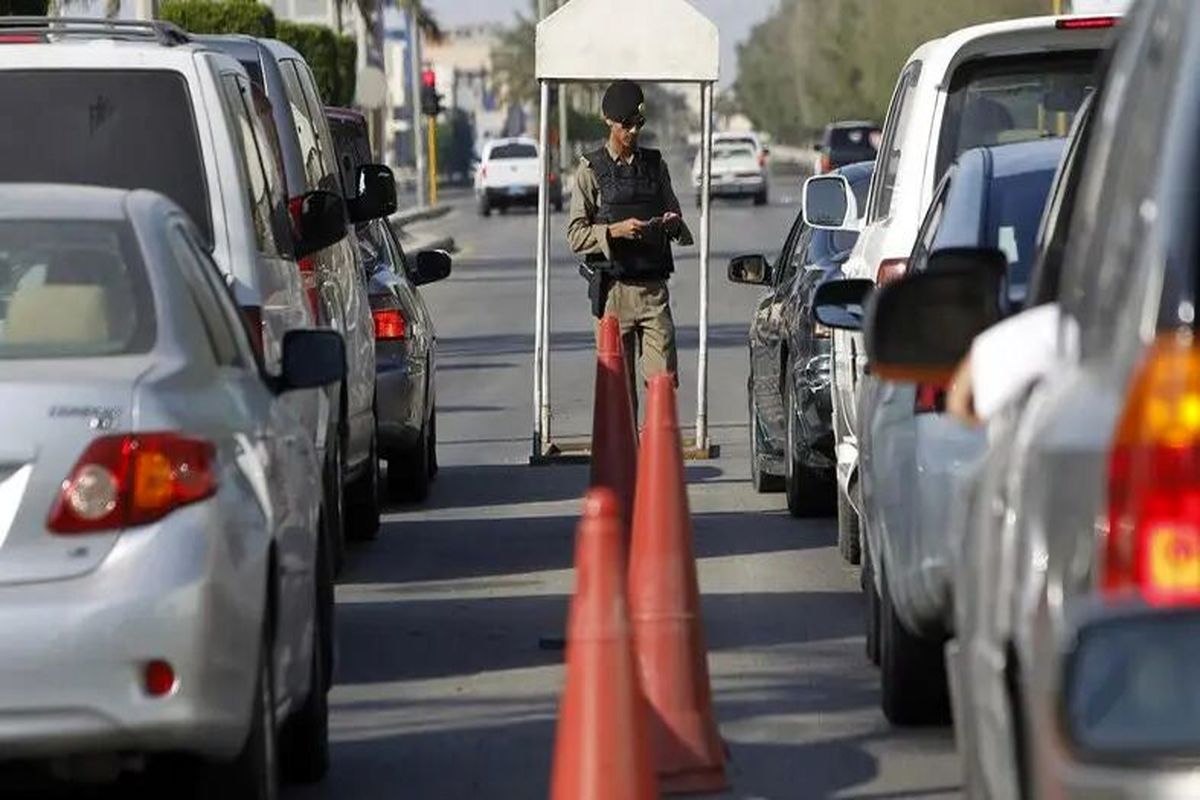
[158,0,275,38]
[160,0,355,107]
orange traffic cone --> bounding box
[551,489,658,800]
[591,316,638,536]
[628,374,728,794]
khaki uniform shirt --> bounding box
[566,142,694,261]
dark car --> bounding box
[728,160,874,516]
[327,107,451,502]
[816,121,880,174]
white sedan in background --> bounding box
[693,141,769,206]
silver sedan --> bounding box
[0,185,341,797]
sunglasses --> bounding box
[618,114,646,131]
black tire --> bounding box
[345,435,380,542]
[197,629,279,800]
[754,190,769,206]
[387,426,430,503]
[478,197,491,217]
[498,204,508,216]
[281,560,331,784]
[836,484,861,565]
[313,523,335,690]
[749,397,783,493]
[426,404,439,479]
[879,567,951,726]
[553,200,564,213]
[784,377,830,517]
[322,435,346,576]
[863,546,881,666]
[694,195,702,209]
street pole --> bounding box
[558,83,569,173]
[406,7,427,207]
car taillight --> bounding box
[373,308,406,340]
[876,258,908,286]
[1057,16,1117,30]
[297,257,319,319]
[914,384,946,415]
[481,165,488,179]
[820,155,832,174]
[240,304,264,358]
[47,433,217,534]
[549,172,558,184]
[1105,337,1200,606]
[0,34,41,43]
[758,152,768,168]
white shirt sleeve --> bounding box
[969,302,1075,421]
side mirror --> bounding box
[413,249,452,286]
[803,174,859,230]
[727,254,771,286]
[813,278,874,331]
[864,247,1007,384]
[292,190,348,259]
[276,329,346,393]
[348,164,398,223]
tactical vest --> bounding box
[587,146,674,280]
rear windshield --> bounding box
[937,51,1099,181]
[328,115,372,199]
[714,146,756,161]
[0,70,211,244]
[987,167,1059,297]
[490,143,538,160]
[716,136,757,149]
[827,126,879,149]
[0,220,154,360]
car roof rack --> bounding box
[0,17,192,47]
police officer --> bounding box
[567,79,693,410]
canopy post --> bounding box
[695,81,714,451]
[532,79,551,459]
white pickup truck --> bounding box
[474,137,563,217]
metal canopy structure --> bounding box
[531,0,719,463]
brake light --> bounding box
[47,433,217,534]
[758,152,768,169]
[0,34,41,43]
[1057,16,1117,30]
[820,154,832,174]
[240,305,264,358]
[373,308,407,340]
[481,165,488,179]
[549,172,558,184]
[914,384,947,415]
[876,258,908,286]
[1105,337,1200,606]
[298,257,319,319]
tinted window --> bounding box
[329,114,372,198]
[986,167,1058,296]
[938,52,1098,181]
[280,61,327,193]
[871,62,921,222]
[222,75,285,257]
[168,222,242,367]
[289,60,342,189]
[0,220,154,359]
[489,143,538,160]
[0,70,211,243]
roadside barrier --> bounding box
[550,489,658,800]
[627,374,728,794]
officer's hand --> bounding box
[661,212,682,236]
[946,354,981,426]
[608,218,647,240]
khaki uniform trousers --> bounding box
[596,278,678,415]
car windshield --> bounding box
[0,70,212,244]
[0,220,154,360]
[714,146,756,161]
[937,52,1099,181]
[490,143,538,160]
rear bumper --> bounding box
[0,503,267,762]
[698,176,767,197]
[483,185,559,206]
[375,343,427,455]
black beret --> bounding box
[602,80,645,122]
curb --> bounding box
[391,204,452,226]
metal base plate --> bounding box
[529,437,719,465]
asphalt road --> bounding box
[12,178,962,799]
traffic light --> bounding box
[420,67,442,117]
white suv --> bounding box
[810,14,1120,566]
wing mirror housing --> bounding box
[347,163,398,223]
[727,254,771,286]
[802,174,859,231]
[413,249,453,286]
[864,247,1007,384]
[291,190,348,259]
[812,278,874,331]
[275,329,346,393]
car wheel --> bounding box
[478,197,491,217]
[784,376,829,517]
[754,190,768,206]
[387,426,430,503]
[749,396,783,493]
[313,521,335,691]
[281,563,330,785]
[426,403,439,479]
[879,565,951,725]
[863,544,881,666]
[836,483,861,565]
[322,435,346,576]
[553,199,564,213]
[345,434,380,542]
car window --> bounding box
[0,219,154,360]
[181,223,260,369]
[772,211,807,288]
[911,175,952,274]
[489,143,539,160]
[0,70,212,245]
[279,61,328,193]
[870,61,922,223]
[291,61,343,189]
[168,221,243,367]
[221,75,286,258]
[985,167,1059,300]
